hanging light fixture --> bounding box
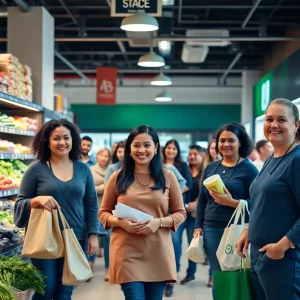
[138,32,165,67]
[155,90,172,102]
[121,11,158,32]
[151,70,172,86]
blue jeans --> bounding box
[171,214,196,276]
[103,229,111,269]
[203,227,224,297]
[250,244,300,300]
[31,240,86,300]
[121,281,167,300]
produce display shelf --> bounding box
[0,153,35,160]
[0,188,19,198]
[0,92,43,112]
[0,126,36,136]
[1,244,23,257]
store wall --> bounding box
[71,104,241,131]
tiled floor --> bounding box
[73,237,213,300]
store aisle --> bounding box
[73,237,212,300]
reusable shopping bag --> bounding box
[214,261,255,300]
[186,235,206,263]
[216,200,250,271]
[22,209,64,259]
[58,210,93,285]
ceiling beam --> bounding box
[242,0,262,28]
[57,0,78,26]
[55,51,91,83]
[13,0,30,12]
[220,52,243,85]
[54,69,252,74]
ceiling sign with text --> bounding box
[111,0,162,17]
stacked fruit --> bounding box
[0,140,31,154]
[0,160,27,188]
[0,111,37,131]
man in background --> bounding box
[81,136,96,166]
[253,139,274,171]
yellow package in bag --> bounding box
[58,210,93,285]
[22,209,64,259]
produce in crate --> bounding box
[0,281,15,300]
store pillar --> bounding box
[241,71,260,137]
[7,7,54,110]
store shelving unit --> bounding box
[0,93,42,257]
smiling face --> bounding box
[49,126,72,158]
[81,139,92,156]
[164,143,178,162]
[130,133,158,167]
[218,130,240,159]
[97,149,110,167]
[264,104,299,147]
[188,149,203,166]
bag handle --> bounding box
[226,200,249,227]
[57,209,70,230]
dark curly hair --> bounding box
[215,123,253,158]
[32,119,81,161]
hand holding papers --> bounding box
[114,202,153,222]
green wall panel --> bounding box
[71,104,241,131]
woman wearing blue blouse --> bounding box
[236,99,300,300]
[14,119,103,300]
[194,123,258,297]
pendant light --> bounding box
[151,70,172,86]
[155,90,172,102]
[121,11,158,32]
[138,33,165,68]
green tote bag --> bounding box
[214,268,255,300]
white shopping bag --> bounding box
[216,200,250,271]
[186,235,206,263]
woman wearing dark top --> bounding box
[236,99,300,300]
[162,139,193,297]
[14,119,102,300]
[194,123,258,298]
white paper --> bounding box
[114,202,153,222]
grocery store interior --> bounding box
[0,0,300,299]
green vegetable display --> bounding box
[0,281,14,300]
[0,160,27,179]
[0,256,46,295]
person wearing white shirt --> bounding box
[253,140,274,171]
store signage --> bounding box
[261,80,270,111]
[96,67,118,105]
[111,0,162,17]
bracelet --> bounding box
[160,218,163,228]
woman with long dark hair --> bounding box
[99,125,186,300]
[194,123,258,298]
[14,119,102,300]
[162,139,193,296]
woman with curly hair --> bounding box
[14,119,103,300]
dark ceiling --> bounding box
[1,0,300,80]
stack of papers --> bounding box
[114,202,153,222]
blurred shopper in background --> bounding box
[203,139,221,170]
[253,139,274,171]
[81,136,96,166]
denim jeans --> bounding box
[103,228,111,269]
[250,244,300,300]
[31,240,86,300]
[171,214,197,276]
[121,281,167,300]
[203,227,224,298]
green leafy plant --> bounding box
[0,256,46,295]
[0,281,15,300]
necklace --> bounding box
[48,160,75,197]
[134,173,152,187]
[258,140,296,178]
[222,156,240,173]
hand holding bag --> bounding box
[58,209,93,285]
[216,200,250,271]
[186,235,206,263]
[22,209,64,259]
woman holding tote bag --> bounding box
[193,123,258,298]
[14,119,102,300]
[236,99,300,300]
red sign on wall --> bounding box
[96,67,117,104]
